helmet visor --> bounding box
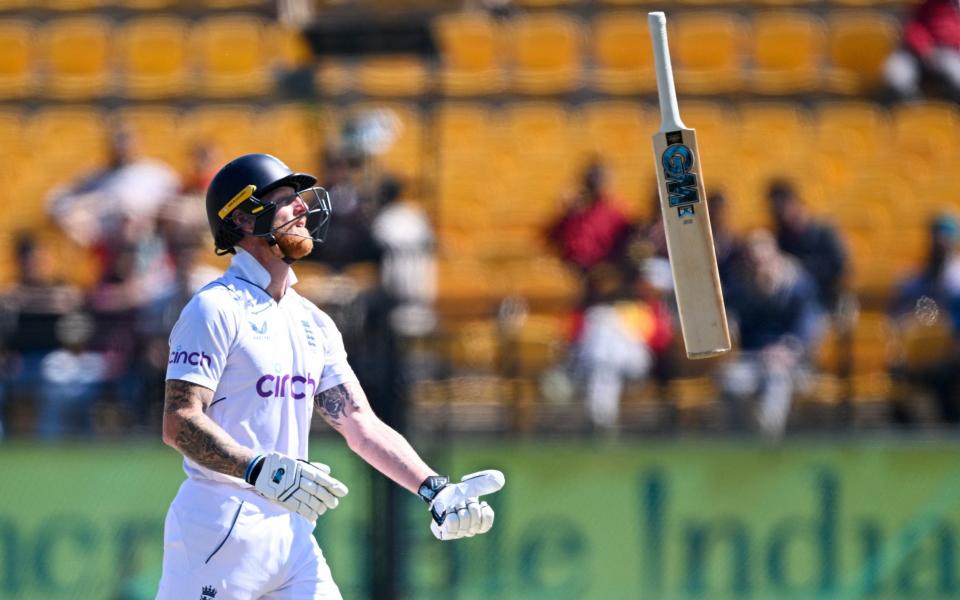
[265,186,332,244]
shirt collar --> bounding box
[227,248,298,292]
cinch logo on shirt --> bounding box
[256,373,318,399]
[169,349,213,367]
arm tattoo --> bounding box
[164,380,248,479]
[314,382,363,429]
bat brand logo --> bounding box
[661,141,699,207]
[200,585,217,599]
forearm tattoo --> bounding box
[164,380,248,479]
[314,382,363,429]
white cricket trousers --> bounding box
[156,478,342,599]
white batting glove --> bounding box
[244,452,348,523]
[418,470,505,541]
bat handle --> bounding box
[648,11,686,132]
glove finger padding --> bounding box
[300,478,339,510]
[478,501,494,534]
[301,464,349,498]
[466,500,482,536]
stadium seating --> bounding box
[191,15,270,97]
[433,11,506,96]
[40,16,112,99]
[825,11,899,95]
[592,12,655,95]
[508,12,583,95]
[111,105,187,173]
[0,19,34,98]
[356,56,431,97]
[749,11,825,94]
[673,12,747,94]
[182,105,260,160]
[116,16,189,99]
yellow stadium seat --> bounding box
[256,103,321,174]
[266,23,313,72]
[29,106,109,193]
[183,105,260,160]
[42,0,106,9]
[114,0,178,8]
[191,16,270,97]
[40,17,112,99]
[826,12,899,95]
[116,17,189,99]
[593,12,655,95]
[673,12,747,94]
[433,11,506,96]
[814,102,892,188]
[0,0,29,9]
[0,20,35,98]
[498,102,581,221]
[750,11,825,95]
[581,101,657,215]
[738,102,813,171]
[436,101,497,159]
[508,13,583,95]
[356,55,430,97]
[111,106,186,174]
[677,100,740,191]
[893,102,960,171]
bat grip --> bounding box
[648,12,685,132]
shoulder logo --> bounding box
[250,320,268,335]
[302,320,317,348]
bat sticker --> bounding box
[677,205,695,217]
[661,143,699,207]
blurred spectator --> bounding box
[46,127,180,249]
[0,234,83,436]
[570,264,673,434]
[768,179,848,314]
[708,190,745,289]
[308,151,379,271]
[181,144,222,196]
[719,230,826,438]
[37,312,108,439]
[370,175,437,337]
[883,0,960,102]
[889,214,960,424]
[547,160,635,306]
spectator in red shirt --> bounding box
[884,0,960,101]
[547,160,635,306]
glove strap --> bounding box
[244,455,265,485]
[417,475,450,504]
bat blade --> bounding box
[652,127,731,359]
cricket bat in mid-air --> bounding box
[648,11,731,359]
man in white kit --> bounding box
[158,153,505,598]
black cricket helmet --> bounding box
[205,153,331,255]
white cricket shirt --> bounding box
[165,249,358,485]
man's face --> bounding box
[263,186,313,259]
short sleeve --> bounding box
[166,286,237,391]
[315,309,360,394]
